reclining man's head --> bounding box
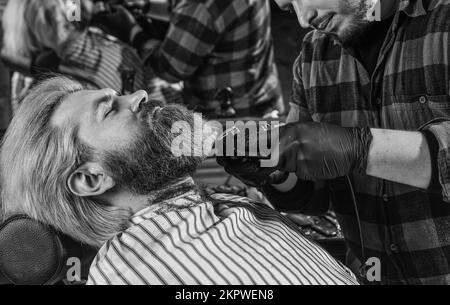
[0,76,211,247]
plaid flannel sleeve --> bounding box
[141,3,220,83]
[287,54,314,124]
[421,119,450,202]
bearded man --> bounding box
[0,76,358,285]
[219,0,450,284]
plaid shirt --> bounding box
[141,0,282,114]
[284,0,450,284]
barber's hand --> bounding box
[274,122,373,180]
[216,157,285,188]
[94,5,138,43]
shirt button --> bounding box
[419,96,428,104]
[390,244,400,253]
[382,194,389,202]
[376,98,382,105]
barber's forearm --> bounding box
[139,42,185,83]
[365,129,432,189]
[141,43,199,83]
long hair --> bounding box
[0,76,131,248]
[2,0,83,58]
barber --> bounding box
[218,0,450,285]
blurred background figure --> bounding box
[0,0,11,130]
[1,0,182,110]
[116,0,284,119]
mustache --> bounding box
[140,100,191,126]
[140,99,165,116]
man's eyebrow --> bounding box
[92,93,114,119]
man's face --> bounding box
[275,0,377,44]
[52,88,150,151]
[52,89,208,194]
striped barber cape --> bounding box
[87,190,358,285]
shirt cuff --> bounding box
[419,119,450,201]
[422,130,441,193]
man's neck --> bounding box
[106,176,199,215]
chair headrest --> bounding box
[0,215,65,285]
[0,215,97,285]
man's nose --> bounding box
[129,90,149,113]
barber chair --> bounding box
[0,130,97,285]
[0,215,97,285]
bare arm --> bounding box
[365,129,432,189]
[273,128,433,192]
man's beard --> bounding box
[100,101,205,195]
[333,0,375,46]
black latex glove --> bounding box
[275,122,373,180]
[216,122,284,188]
[216,157,284,188]
[94,5,138,43]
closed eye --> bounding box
[94,90,120,122]
[105,107,114,117]
[104,95,117,118]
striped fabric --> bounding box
[283,0,450,284]
[59,29,183,104]
[87,190,358,285]
[141,0,282,114]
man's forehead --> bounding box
[50,89,95,128]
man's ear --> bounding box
[67,162,116,197]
